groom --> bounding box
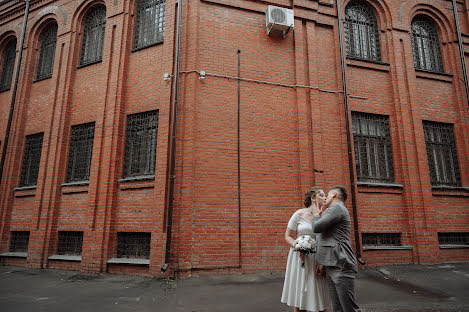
[311,185,360,312]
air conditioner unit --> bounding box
[266,5,294,37]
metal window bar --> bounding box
[423,121,461,187]
[0,40,17,92]
[19,132,44,187]
[117,232,151,259]
[9,231,30,252]
[344,2,381,62]
[57,231,83,255]
[352,112,394,183]
[134,0,165,49]
[66,122,95,182]
[123,110,159,177]
[80,6,106,66]
[36,24,57,81]
[411,17,444,73]
[438,232,469,245]
[362,233,401,246]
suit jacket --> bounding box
[312,202,358,272]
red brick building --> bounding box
[0,0,468,276]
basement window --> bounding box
[117,232,150,259]
[362,233,401,246]
[57,231,83,255]
[438,232,469,248]
[10,231,30,252]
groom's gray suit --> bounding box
[312,202,360,312]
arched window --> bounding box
[36,23,58,81]
[80,6,106,66]
[0,39,17,92]
[411,17,443,73]
[345,1,381,62]
[134,0,165,50]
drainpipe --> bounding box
[452,0,469,107]
[162,0,183,272]
[335,0,364,264]
[0,0,30,183]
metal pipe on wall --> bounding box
[452,0,469,108]
[162,0,183,272]
[335,0,364,264]
[0,0,30,183]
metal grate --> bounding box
[66,122,95,182]
[345,1,381,62]
[19,133,44,187]
[117,232,151,259]
[362,233,401,246]
[36,23,58,81]
[80,6,106,66]
[57,231,83,255]
[134,0,165,49]
[438,232,469,245]
[423,121,461,187]
[123,110,158,177]
[9,231,30,252]
[352,112,394,183]
[411,17,443,73]
[0,39,17,92]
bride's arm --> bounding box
[285,228,297,248]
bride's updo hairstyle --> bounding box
[304,186,322,208]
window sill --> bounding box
[107,258,150,265]
[48,255,82,261]
[131,40,164,53]
[415,70,453,83]
[77,59,102,69]
[432,186,469,197]
[439,244,469,249]
[119,175,155,190]
[363,246,412,251]
[61,181,89,194]
[14,185,37,197]
[33,75,52,83]
[357,182,404,194]
[346,57,390,72]
[0,252,27,258]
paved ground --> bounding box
[0,263,468,311]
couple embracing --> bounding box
[281,186,361,312]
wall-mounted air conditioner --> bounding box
[266,5,294,37]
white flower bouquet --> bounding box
[294,234,317,267]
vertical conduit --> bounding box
[452,0,469,108]
[336,0,364,264]
[0,0,30,183]
[237,50,242,268]
[162,0,183,272]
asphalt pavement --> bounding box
[0,262,468,311]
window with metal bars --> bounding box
[117,232,151,259]
[344,1,381,62]
[134,0,165,50]
[0,39,17,92]
[411,16,443,73]
[9,231,30,252]
[362,233,401,246]
[352,112,394,183]
[438,232,469,246]
[123,110,159,178]
[423,121,461,187]
[66,122,95,182]
[80,6,106,66]
[57,231,83,255]
[19,133,44,187]
[36,23,58,81]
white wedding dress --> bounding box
[281,211,331,311]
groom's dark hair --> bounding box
[330,185,348,202]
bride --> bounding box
[281,187,330,312]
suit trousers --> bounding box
[325,266,361,312]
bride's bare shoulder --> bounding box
[296,208,307,218]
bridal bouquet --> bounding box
[294,235,317,267]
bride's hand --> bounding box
[311,203,322,216]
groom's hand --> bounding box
[316,264,325,277]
